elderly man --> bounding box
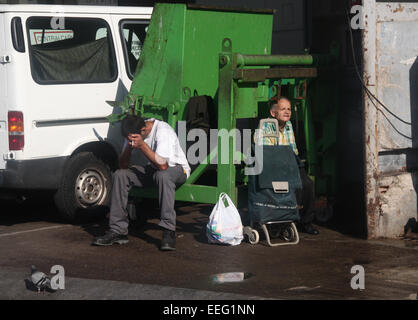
[93,115,191,250]
[261,96,319,235]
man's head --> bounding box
[269,96,292,126]
[121,114,146,138]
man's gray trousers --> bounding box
[109,165,187,235]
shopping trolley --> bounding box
[243,119,302,246]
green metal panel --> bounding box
[182,8,273,99]
[130,185,219,204]
[128,4,185,127]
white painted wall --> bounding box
[364,1,418,238]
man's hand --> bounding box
[119,134,144,169]
[128,134,145,149]
[128,133,168,170]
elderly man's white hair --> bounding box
[269,96,291,110]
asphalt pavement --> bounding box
[0,195,417,300]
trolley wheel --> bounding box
[281,225,296,242]
[248,229,259,245]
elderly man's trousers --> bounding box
[296,167,315,225]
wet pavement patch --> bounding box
[211,272,253,283]
[285,286,321,291]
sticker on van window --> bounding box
[29,29,74,45]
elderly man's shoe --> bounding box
[301,224,319,235]
[160,230,176,251]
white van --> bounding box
[0,4,152,220]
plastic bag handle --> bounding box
[218,192,233,209]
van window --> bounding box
[120,20,148,79]
[27,17,117,84]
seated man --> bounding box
[93,115,191,250]
[261,96,319,235]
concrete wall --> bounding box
[364,1,418,238]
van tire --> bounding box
[54,152,112,222]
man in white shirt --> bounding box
[93,115,191,251]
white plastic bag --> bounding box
[206,192,244,246]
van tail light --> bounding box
[8,111,24,151]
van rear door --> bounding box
[0,13,8,170]
[21,14,123,160]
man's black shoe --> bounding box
[160,230,176,251]
[92,231,129,246]
[300,223,319,235]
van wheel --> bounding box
[55,152,111,222]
